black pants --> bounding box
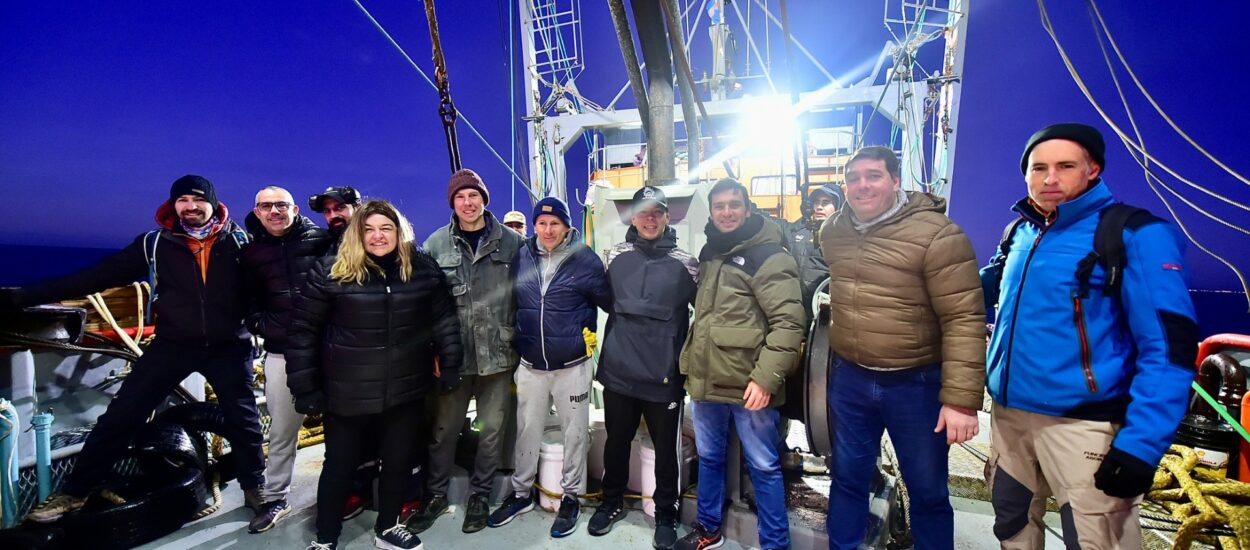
[601,388,683,518]
[317,399,424,541]
[63,338,264,495]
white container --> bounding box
[638,433,697,517]
[538,426,587,511]
[587,408,608,481]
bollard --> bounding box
[32,410,55,502]
[0,399,20,528]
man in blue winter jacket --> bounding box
[487,196,610,538]
[983,123,1199,548]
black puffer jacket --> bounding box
[241,214,333,353]
[598,226,698,403]
[11,201,252,347]
[777,217,829,318]
[285,246,463,416]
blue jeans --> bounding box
[692,400,790,550]
[827,360,953,550]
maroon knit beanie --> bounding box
[447,169,489,207]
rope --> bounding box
[0,329,139,363]
[192,471,224,520]
[86,292,142,356]
[1149,445,1250,549]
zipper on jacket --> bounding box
[385,284,393,409]
[1071,294,1097,392]
[198,239,210,347]
[533,257,550,370]
[998,226,1049,406]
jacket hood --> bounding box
[245,212,318,241]
[832,191,947,233]
[528,225,581,255]
[156,200,233,233]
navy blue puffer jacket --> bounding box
[512,228,610,370]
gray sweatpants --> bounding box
[426,370,515,497]
[262,353,305,501]
[509,358,592,498]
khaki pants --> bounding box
[986,404,1142,549]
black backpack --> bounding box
[986,203,1162,306]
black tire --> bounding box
[155,401,238,482]
[131,420,210,479]
[54,466,209,550]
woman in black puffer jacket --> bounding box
[286,199,462,550]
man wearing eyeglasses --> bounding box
[240,186,333,533]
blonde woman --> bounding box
[287,199,462,550]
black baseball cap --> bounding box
[631,186,668,211]
[308,186,362,213]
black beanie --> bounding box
[1020,123,1106,175]
[169,174,218,207]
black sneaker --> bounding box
[674,523,723,550]
[374,523,423,550]
[653,513,679,549]
[550,494,580,538]
[462,492,490,533]
[487,490,535,528]
[406,494,450,534]
[248,499,291,533]
[587,498,626,536]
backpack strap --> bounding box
[142,230,161,322]
[1074,203,1163,299]
[989,217,1025,294]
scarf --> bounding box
[850,189,909,233]
[703,213,763,258]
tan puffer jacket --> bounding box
[819,192,986,410]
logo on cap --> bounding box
[542,205,553,212]
[642,187,656,198]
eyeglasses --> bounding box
[256,202,292,212]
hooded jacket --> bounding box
[512,227,610,371]
[985,179,1198,465]
[819,191,986,411]
[285,245,463,417]
[13,200,251,347]
[599,226,699,403]
[422,211,523,377]
[679,216,805,406]
[241,213,333,353]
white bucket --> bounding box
[638,433,697,517]
[537,426,588,511]
[587,408,607,481]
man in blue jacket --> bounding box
[984,123,1199,548]
[488,196,610,538]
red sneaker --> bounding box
[399,498,423,524]
[342,493,368,521]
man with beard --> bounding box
[309,186,362,244]
[410,169,523,534]
[589,186,698,549]
[240,186,333,533]
[8,175,267,525]
[674,178,805,550]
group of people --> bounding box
[0,121,1200,550]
